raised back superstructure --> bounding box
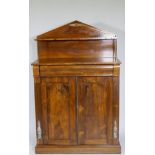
[36,20,117,59]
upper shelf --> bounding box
[36,20,117,41]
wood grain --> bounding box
[35,144,121,154]
[36,20,116,40]
[32,20,121,154]
[77,77,113,145]
[32,57,121,66]
[40,65,114,77]
[38,40,115,59]
[34,77,43,144]
[113,77,120,144]
[41,77,76,145]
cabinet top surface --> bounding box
[32,58,121,66]
[36,20,117,41]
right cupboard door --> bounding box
[77,77,113,145]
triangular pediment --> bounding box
[36,20,116,40]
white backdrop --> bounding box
[29,0,125,154]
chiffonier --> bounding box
[32,20,121,154]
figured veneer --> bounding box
[32,20,121,154]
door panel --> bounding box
[77,77,113,144]
[41,77,76,145]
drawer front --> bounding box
[40,65,114,76]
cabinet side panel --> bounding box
[34,77,43,144]
[41,81,49,144]
[113,77,120,144]
[113,39,117,58]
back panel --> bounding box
[38,40,117,59]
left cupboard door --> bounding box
[41,77,77,145]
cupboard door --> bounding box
[41,77,76,145]
[77,77,113,144]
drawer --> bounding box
[40,65,114,76]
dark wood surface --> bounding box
[41,77,76,145]
[36,21,117,59]
[36,20,116,41]
[32,57,121,66]
[77,77,113,145]
[39,65,114,77]
[32,20,121,154]
[37,40,116,59]
[35,144,121,154]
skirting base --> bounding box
[35,144,121,154]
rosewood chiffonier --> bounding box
[32,20,121,154]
